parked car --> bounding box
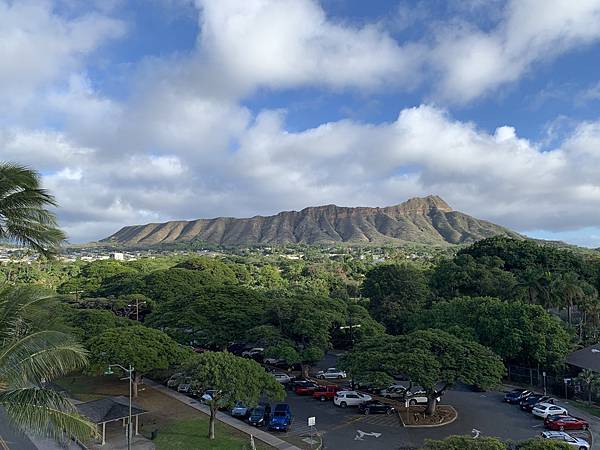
[334,391,372,408]
[316,368,347,380]
[358,400,395,415]
[242,347,264,358]
[248,403,271,427]
[177,378,192,394]
[264,357,285,365]
[545,415,589,431]
[405,390,439,407]
[532,402,568,419]
[166,373,184,388]
[268,404,292,431]
[504,389,532,404]
[272,372,292,384]
[294,381,319,396]
[381,385,408,399]
[227,343,251,355]
[230,401,250,418]
[520,395,554,412]
[541,431,590,449]
[201,389,217,403]
[312,385,340,401]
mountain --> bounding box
[100,195,522,247]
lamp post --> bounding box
[105,364,134,450]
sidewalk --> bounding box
[145,379,302,450]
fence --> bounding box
[506,364,598,404]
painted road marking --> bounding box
[354,430,382,441]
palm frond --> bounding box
[0,331,88,387]
[0,286,56,339]
[0,387,98,443]
[0,162,66,256]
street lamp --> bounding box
[105,364,134,450]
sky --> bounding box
[2,0,600,246]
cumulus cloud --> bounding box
[0,1,125,113]
[431,0,600,103]
[195,0,425,93]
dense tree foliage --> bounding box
[185,352,284,439]
[64,308,133,343]
[340,329,505,415]
[410,296,572,368]
[88,325,190,396]
[362,263,430,333]
[146,285,266,348]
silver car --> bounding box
[541,431,590,449]
[316,368,347,379]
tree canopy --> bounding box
[410,296,572,367]
[87,325,190,396]
[340,329,505,414]
[185,351,284,439]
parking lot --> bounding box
[255,384,594,449]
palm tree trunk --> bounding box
[209,405,217,439]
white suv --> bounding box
[316,368,347,379]
[334,391,372,408]
[532,402,568,419]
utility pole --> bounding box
[105,364,134,450]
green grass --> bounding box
[570,400,600,418]
[153,417,270,450]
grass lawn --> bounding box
[570,400,600,418]
[56,375,275,449]
[153,416,270,450]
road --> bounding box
[0,409,37,450]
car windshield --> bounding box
[251,408,264,416]
[274,411,286,417]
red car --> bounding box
[294,381,319,396]
[312,385,340,401]
[544,414,589,431]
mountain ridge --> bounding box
[101,195,522,246]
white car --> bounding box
[405,390,440,407]
[334,391,372,408]
[242,347,264,358]
[541,431,590,449]
[272,372,291,384]
[532,402,568,419]
[316,368,347,380]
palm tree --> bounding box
[0,163,66,256]
[0,286,97,442]
[576,368,600,406]
[552,272,585,326]
[518,268,545,305]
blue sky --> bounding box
[1,0,600,246]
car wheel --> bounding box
[559,426,564,431]
[386,408,393,415]
[320,395,326,402]
[338,375,342,379]
[579,447,587,450]
[340,402,347,408]
[364,408,370,415]
[409,399,417,406]
[583,424,589,430]
[319,375,325,380]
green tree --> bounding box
[64,308,133,343]
[147,285,267,348]
[0,163,66,256]
[362,264,430,334]
[185,352,285,440]
[0,286,96,442]
[410,296,571,368]
[576,368,600,406]
[340,329,505,415]
[421,435,506,449]
[174,256,238,284]
[88,325,190,396]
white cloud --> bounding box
[195,0,424,93]
[0,0,125,113]
[431,0,600,103]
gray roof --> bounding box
[566,344,600,372]
[76,396,147,424]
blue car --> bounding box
[268,404,292,431]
